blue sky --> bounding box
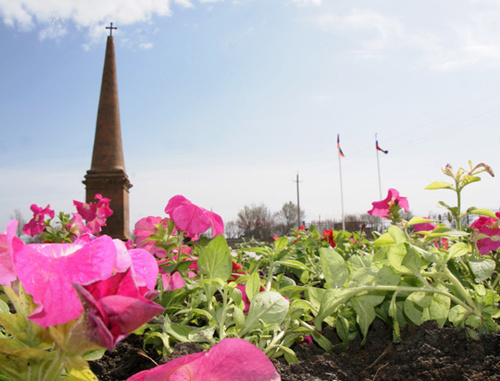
[1,0,499,231]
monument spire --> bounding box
[84,25,132,240]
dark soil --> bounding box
[90,320,500,380]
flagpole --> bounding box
[338,154,345,231]
[376,133,382,200]
[337,135,345,231]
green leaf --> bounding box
[181,308,214,322]
[311,331,333,352]
[375,265,401,286]
[349,267,376,287]
[357,292,385,307]
[281,346,298,364]
[461,175,481,188]
[274,237,288,255]
[404,292,436,325]
[407,217,437,226]
[320,248,348,289]
[246,271,262,302]
[229,285,243,306]
[0,300,9,314]
[305,287,325,312]
[388,294,400,340]
[314,288,346,328]
[448,305,468,327]
[404,297,429,325]
[163,322,193,342]
[426,226,469,238]
[401,246,422,277]
[448,242,469,259]
[231,306,245,329]
[65,367,99,381]
[388,226,407,244]
[276,259,309,271]
[387,243,410,274]
[82,348,106,361]
[428,286,450,327]
[0,313,28,337]
[351,298,375,343]
[187,326,216,343]
[409,292,433,308]
[276,274,297,290]
[198,235,232,281]
[373,232,395,247]
[469,258,496,283]
[241,291,289,335]
[465,314,482,329]
[425,181,454,190]
[337,316,356,345]
[468,208,498,219]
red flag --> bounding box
[376,140,388,154]
[337,134,345,158]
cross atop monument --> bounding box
[106,22,117,36]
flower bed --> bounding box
[1,162,499,380]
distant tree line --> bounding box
[224,202,305,241]
[224,203,416,241]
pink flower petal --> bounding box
[100,295,163,334]
[0,220,19,287]
[74,269,163,350]
[22,204,54,236]
[113,239,159,290]
[127,352,205,381]
[195,338,280,380]
[165,195,224,237]
[13,236,116,327]
[113,239,133,273]
[128,248,159,290]
[162,272,185,291]
[127,338,281,381]
[368,188,409,218]
[73,200,96,221]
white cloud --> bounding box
[317,8,404,54]
[313,3,500,71]
[293,0,322,6]
[139,42,153,49]
[0,0,179,43]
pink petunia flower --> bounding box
[113,239,159,290]
[302,335,314,345]
[235,283,265,314]
[73,194,113,235]
[133,216,169,258]
[368,188,409,219]
[11,235,116,327]
[66,213,92,238]
[161,271,185,291]
[22,204,55,237]
[471,212,500,254]
[414,218,449,249]
[414,218,435,233]
[126,338,281,381]
[165,195,224,239]
[0,220,19,287]
[73,269,164,351]
[236,284,252,313]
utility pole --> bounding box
[376,133,382,200]
[293,172,302,229]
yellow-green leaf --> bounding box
[425,181,454,190]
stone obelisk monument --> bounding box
[83,23,132,240]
